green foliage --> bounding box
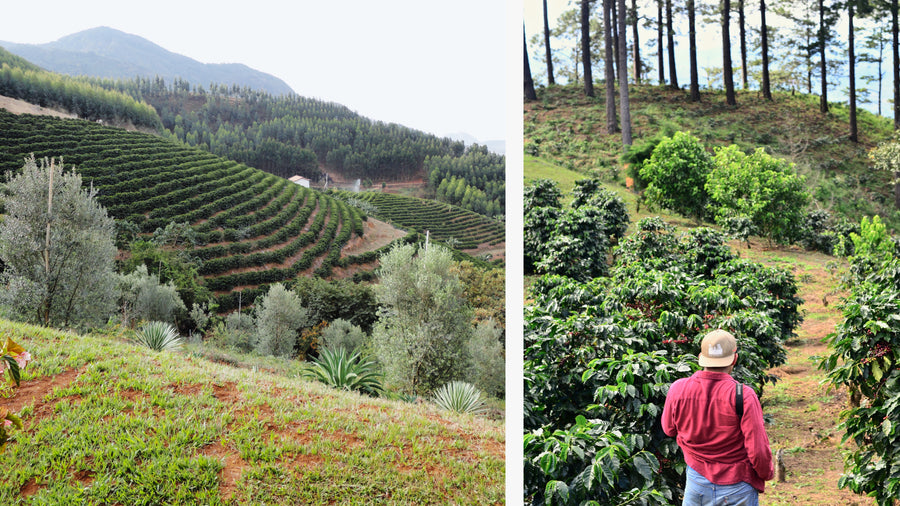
[639,131,714,222]
[820,248,900,504]
[707,145,811,246]
[0,155,118,329]
[0,61,162,129]
[118,264,187,327]
[465,320,506,399]
[133,321,183,352]
[319,319,368,354]
[372,242,472,395]
[799,210,860,255]
[524,178,563,212]
[427,146,505,217]
[124,241,210,312]
[332,190,504,252]
[525,217,799,503]
[524,179,629,281]
[432,381,487,415]
[254,283,309,358]
[290,277,378,334]
[205,311,255,352]
[306,346,384,397]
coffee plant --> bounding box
[524,179,629,282]
[525,216,800,504]
[821,217,900,505]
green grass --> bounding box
[0,320,504,504]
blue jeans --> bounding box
[683,465,759,506]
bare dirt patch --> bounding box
[0,94,77,119]
[341,218,407,257]
[5,367,83,415]
[200,441,247,501]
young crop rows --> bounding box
[0,111,378,311]
[336,190,505,250]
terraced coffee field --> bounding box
[0,111,393,311]
[334,190,505,251]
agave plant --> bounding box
[307,347,383,396]
[432,381,487,415]
[134,321,183,352]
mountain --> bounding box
[0,26,295,96]
[445,131,506,155]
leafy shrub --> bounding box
[319,319,368,353]
[118,265,187,327]
[524,178,562,212]
[206,311,255,352]
[707,145,810,246]
[524,179,629,281]
[465,320,505,399]
[134,321,182,352]
[306,347,383,397]
[433,381,487,415]
[639,131,713,222]
[821,243,900,503]
[254,283,308,358]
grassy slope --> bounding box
[525,84,899,231]
[0,320,504,504]
[525,155,872,504]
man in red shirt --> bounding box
[662,329,775,505]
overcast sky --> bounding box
[0,0,509,143]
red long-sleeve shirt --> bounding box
[662,370,774,492]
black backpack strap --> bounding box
[735,382,744,420]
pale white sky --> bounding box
[0,0,509,143]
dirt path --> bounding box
[754,250,871,505]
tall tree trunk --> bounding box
[612,0,620,82]
[893,0,899,129]
[723,0,737,105]
[543,0,555,85]
[849,4,858,142]
[582,0,595,97]
[739,0,748,89]
[879,29,885,116]
[631,0,642,83]
[525,27,538,101]
[605,0,618,133]
[658,0,665,85]
[688,0,700,101]
[761,0,772,100]
[819,0,828,113]
[666,0,678,89]
[618,0,633,146]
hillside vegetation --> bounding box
[525,84,898,231]
[0,319,504,504]
[332,190,505,255]
[0,110,387,312]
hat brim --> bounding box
[698,353,735,367]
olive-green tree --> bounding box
[254,283,309,358]
[0,155,118,328]
[372,242,473,395]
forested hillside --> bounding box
[0,47,505,218]
[83,77,507,218]
[0,47,161,130]
[525,85,898,231]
